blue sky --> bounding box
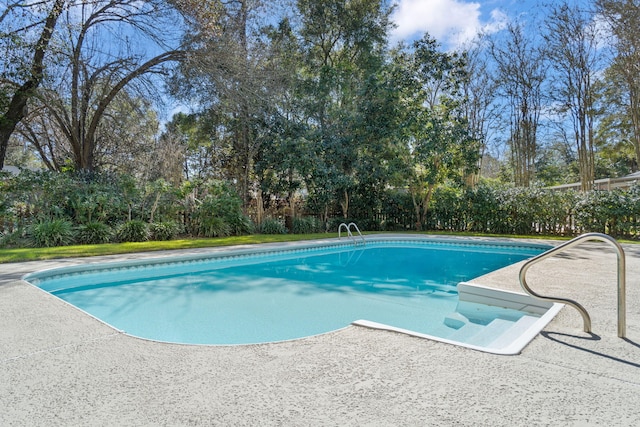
[390,0,542,47]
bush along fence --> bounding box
[2,170,640,248]
[0,171,249,248]
[346,184,640,239]
[423,184,640,239]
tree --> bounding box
[596,0,640,172]
[16,89,162,174]
[297,0,393,219]
[252,18,308,224]
[545,1,603,191]
[160,112,223,182]
[171,0,282,208]
[394,35,480,230]
[178,1,310,211]
[490,21,546,187]
[595,68,639,175]
[34,0,185,171]
[460,35,500,185]
[0,0,66,169]
[11,100,68,171]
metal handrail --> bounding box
[519,232,626,338]
[338,222,349,239]
[338,222,365,245]
[348,223,365,245]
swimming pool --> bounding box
[24,236,562,354]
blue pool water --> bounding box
[26,238,550,346]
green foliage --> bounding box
[427,186,463,230]
[4,167,640,252]
[295,0,395,219]
[0,170,132,229]
[388,35,480,230]
[378,191,414,231]
[143,179,180,224]
[259,218,288,234]
[76,222,113,245]
[0,172,256,248]
[226,213,254,236]
[0,229,28,249]
[397,182,640,239]
[149,221,181,241]
[116,220,149,243]
[28,219,76,248]
[573,188,640,237]
[67,171,130,224]
[291,217,324,234]
[191,181,251,237]
[195,216,231,238]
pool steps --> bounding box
[485,315,541,349]
[353,281,563,355]
[443,314,540,348]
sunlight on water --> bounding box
[28,240,548,345]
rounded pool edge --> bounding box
[21,234,558,352]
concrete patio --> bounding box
[1,236,639,426]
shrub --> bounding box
[190,181,251,236]
[28,219,76,247]
[350,218,377,232]
[76,221,112,245]
[259,218,287,234]
[196,216,232,238]
[327,217,353,233]
[225,213,253,235]
[149,221,181,241]
[0,228,28,248]
[1,170,132,229]
[116,220,149,242]
[291,216,323,234]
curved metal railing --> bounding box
[519,232,626,338]
[338,222,365,246]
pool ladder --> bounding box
[519,232,626,338]
[338,222,365,246]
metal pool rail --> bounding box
[519,232,626,338]
[338,222,365,246]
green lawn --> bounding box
[0,231,633,264]
[0,233,337,263]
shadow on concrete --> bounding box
[541,331,640,368]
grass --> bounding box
[0,233,337,263]
[0,231,635,264]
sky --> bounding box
[390,0,540,48]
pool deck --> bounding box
[1,235,639,426]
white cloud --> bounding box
[391,0,507,48]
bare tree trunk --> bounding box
[491,21,544,187]
[0,0,65,169]
[631,82,640,169]
[422,184,435,229]
[340,189,349,219]
[256,188,264,226]
[546,2,600,191]
[411,191,421,231]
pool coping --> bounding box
[22,234,552,284]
